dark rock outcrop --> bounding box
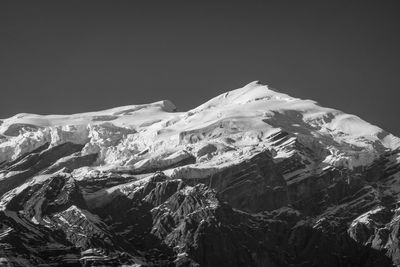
[184,150,288,213]
[0,142,84,196]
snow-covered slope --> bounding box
[1,81,398,170]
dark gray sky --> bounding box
[1,1,399,135]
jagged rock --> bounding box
[182,150,288,213]
[0,142,84,196]
[196,143,217,158]
[43,152,98,174]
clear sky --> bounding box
[1,1,399,135]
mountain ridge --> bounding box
[1,81,398,167]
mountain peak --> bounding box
[243,80,263,87]
[154,99,178,112]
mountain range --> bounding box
[0,81,399,266]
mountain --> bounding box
[0,81,399,266]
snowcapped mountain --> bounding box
[0,81,400,266]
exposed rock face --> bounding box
[182,149,288,213]
[0,82,400,266]
[0,142,85,197]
